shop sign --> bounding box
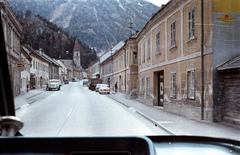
[216,14,237,24]
[16,60,27,71]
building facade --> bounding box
[100,41,125,90]
[29,48,50,89]
[134,0,240,123]
[1,0,22,96]
[136,0,212,121]
[20,45,32,94]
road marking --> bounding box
[67,108,73,116]
[129,107,137,112]
[157,121,173,124]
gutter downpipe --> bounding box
[201,0,204,120]
[124,47,127,94]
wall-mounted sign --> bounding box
[16,60,27,71]
[216,14,237,24]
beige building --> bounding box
[136,0,212,121]
[1,0,22,96]
[135,0,240,124]
[112,35,139,97]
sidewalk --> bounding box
[107,92,240,141]
[14,87,46,110]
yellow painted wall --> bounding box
[213,0,240,13]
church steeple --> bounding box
[73,40,81,68]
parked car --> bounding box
[64,79,69,84]
[99,85,110,94]
[83,80,88,87]
[95,84,108,92]
[48,79,61,91]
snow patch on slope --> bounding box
[118,1,126,11]
[138,2,144,6]
[49,2,77,28]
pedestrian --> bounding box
[115,82,118,93]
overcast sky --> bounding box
[146,0,170,7]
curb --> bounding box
[106,95,175,135]
[15,99,38,111]
[26,92,43,99]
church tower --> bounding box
[73,40,81,68]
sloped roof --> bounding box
[99,41,125,64]
[217,55,240,70]
[73,40,80,52]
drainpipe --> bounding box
[124,48,127,94]
[201,0,204,120]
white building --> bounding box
[28,47,50,89]
[20,45,32,94]
[56,60,68,82]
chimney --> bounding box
[39,48,42,55]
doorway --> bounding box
[158,71,164,106]
[119,75,121,91]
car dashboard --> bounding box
[0,136,240,155]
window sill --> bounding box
[155,52,161,56]
[187,37,197,44]
[187,98,195,101]
[170,45,177,50]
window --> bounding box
[126,51,128,66]
[171,21,177,48]
[123,54,125,67]
[139,48,141,65]
[133,51,137,64]
[156,31,161,54]
[170,73,176,98]
[187,70,195,99]
[116,60,118,70]
[142,42,145,62]
[122,56,124,68]
[147,39,150,59]
[33,60,35,69]
[141,78,145,95]
[188,8,196,40]
[146,77,150,96]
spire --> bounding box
[73,40,80,52]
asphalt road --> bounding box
[16,81,168,136]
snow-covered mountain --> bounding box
[8,0,160,52]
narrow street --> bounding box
[15,81,168,136]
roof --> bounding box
[99,41,125,64]
[60,59,75,66]
[73,40,80,52]
[25,46,51,63]
[137,0,172,39]
[217,55,240,71]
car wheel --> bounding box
[108,92,110,94]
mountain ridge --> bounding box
[8,0,160,53]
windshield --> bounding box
[50,81,58,83]
[3,0,240,140]
[100,85,109,88]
